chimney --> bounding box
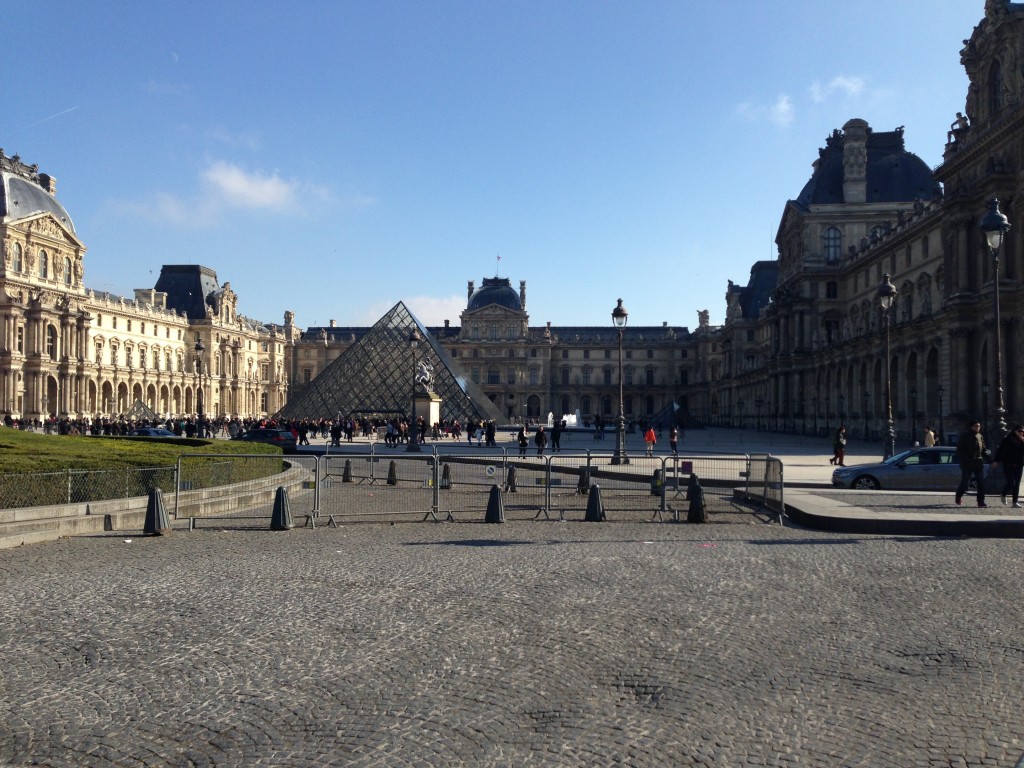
[38,173,57,196]
[329,319,336,328]
[520,280,526,310]
[842,118,869,204]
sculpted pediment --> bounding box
[21,213,84,249]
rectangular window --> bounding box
[529,367,539,385]
[647,350,653,358]
[604,350,611,359]
[583,349,590,359]
[646,369,654,385]
[303,368,311,384]
[561,369,569,385]
[471,366,481,384]
[506,368,516,385]
[604,369,612,385]
[582,369,591,385]
[625,368,634,385]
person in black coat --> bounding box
[992,424,1024,507]
[534,426,547,456]
[956,419,988,507]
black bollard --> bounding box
[270,486,293,530]
[484,484,505,523]
[342,459,353,483]
[576,468,591,495]
[440,463,452,489]
[503,465,518,493]
[584,484,606,522]
[143,487,171,536]
[687,473,707,524]
[650,468,664,496]
[387,460,399,486]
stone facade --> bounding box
[0,150,287,421]
[290,278,692,424]
[688,1,1024,444]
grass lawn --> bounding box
[0,427,280,474]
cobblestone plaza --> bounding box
[2,518,1023,766]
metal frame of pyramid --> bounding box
[276,301,504,424]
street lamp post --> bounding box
[937,385,945,444]
[611,299,629,465]
[877,274,898,459]
[407,328,422,453]
[910,387,918,446]
[980,197,1012,441]
[194,340,205,438]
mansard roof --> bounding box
[153,265,222,321]
[794,125,940,208]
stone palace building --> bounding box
[2,0,1022,441]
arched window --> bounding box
[822,227,841,263]
[11,243,22,272]
[39,250,49,279]
[64,256,72,285]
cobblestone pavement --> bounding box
[2,518,1024,767]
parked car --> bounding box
[831,446,1000,492]
[232,428,297,453]
[127,427,177,438]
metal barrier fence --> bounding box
[0,465,178,508]
[309,449,784,525]
[0,449,783,523]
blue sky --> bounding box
[3,1,984,330]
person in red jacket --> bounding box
[644,426,657,457]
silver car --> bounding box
[831,446,994,491]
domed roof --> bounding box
[467,277,522,312]
[1,171,75,233]
[795,123,940,208]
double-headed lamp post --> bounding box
[877,274,898,459]
[611,298,630,465]
[407,328,422,453]
[980,197,1012,440]
[195,340,205,438]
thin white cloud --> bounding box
[736,94,794,127]
[809,75,865,104]
[107,160,338,227]
[202,162,299,210]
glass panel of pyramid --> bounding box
[276,301,503,424]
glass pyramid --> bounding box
[276,301,504,425]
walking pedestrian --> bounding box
[517,426,529,457]
[534,426,547,456]
[830,426,847,466]
[669,425,679,456]
[644,426,657,457]
[923,425,936,447]
[551,419,562,452]
[991,424,1024,507]
[956,419,988,507]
